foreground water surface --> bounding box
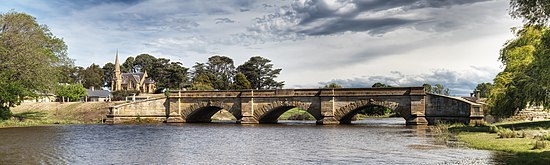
[0,118,501,164]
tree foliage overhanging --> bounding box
[489,26,550,117]
[486,0,550,118]
[0,11,69,119]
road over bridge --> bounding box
[106,87,484,125]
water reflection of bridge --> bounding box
[106,87,484,125]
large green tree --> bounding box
[206,55,236,90]
[237,56,284,90]
[122,56,135,73]
[0,11,68,119]
[490,27,543,117]
[190,62,214,90]
[133,54,156,73]
[81,63,104,89]
[474,82,493,98]
[159,62,189,89]
[231,72,252,90]
[55,83,87,102]
[102,62,115,88]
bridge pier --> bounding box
[316,117,339,125]
[405,115,428,125]
[240,116,259,124]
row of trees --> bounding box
[68,55,285,92]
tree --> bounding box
[372,82,391,88]
[133,54,156,73]
[231,72,252,90]
[206,55,236,90]
[81,63,104,89]
[190,74,214,90]
[474,83,493,98]
[54,83,87,102]
[190,62,214,90]
[323,82,342,89]
[237,56,284,90]
[0,11,68,119]
[102,62,115,88]
[432,84,450,95]
[490,26,543,117]
[510,0,550,25]
[122,56,135,73]
[159,62,189,89]
[423,83,450,95]
[422,84,432,93]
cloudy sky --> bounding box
[1,0,522,95]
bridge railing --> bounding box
[167,87,426,98]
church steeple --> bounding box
[114,49,120,74]
[112,49,123,91]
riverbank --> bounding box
[0,102,121,128]
[443,120,550,164]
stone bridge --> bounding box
[106,87,484,125]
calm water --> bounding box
[0,118,499,164]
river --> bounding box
[0,118,501,164]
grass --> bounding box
[0,101,118,128]
[278,108,315,120]
[440,120,550,164]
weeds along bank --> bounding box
[0,102,123,128]
[431,120,550,164]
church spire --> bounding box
[113,49,122,91]
[114,49,120,73]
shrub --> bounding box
[533,140,548,149]
[497,128,518,138]
[287,113,311,120]
[0,106,12,120]
[111,90,140,101]
[544,133,550,141]
[489,125,501,133]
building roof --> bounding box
[86,89,111,98]
[120,72,155,85]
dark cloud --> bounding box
[240,0,493,43]
[215,18,236,24]
[300,18,418,35]
[240,8,250,12]
[319,68,497,96]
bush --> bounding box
[0,106,12,120]
[489,125,501,133]
[544,133,550,141]
[497,128,524,138]
[112,90,140,101]
[533,140,548,149]
[287,113,311,120]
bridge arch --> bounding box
[254,100,320,123]
[182,100,241,123]
[334,99,402,124]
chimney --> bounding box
[91,86,95,91]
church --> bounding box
[111,50,157,93]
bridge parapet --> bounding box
[168,87,425,98]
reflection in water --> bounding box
[0,118,497,164]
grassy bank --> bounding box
[442,120,550,164]
[0,102,121,128]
